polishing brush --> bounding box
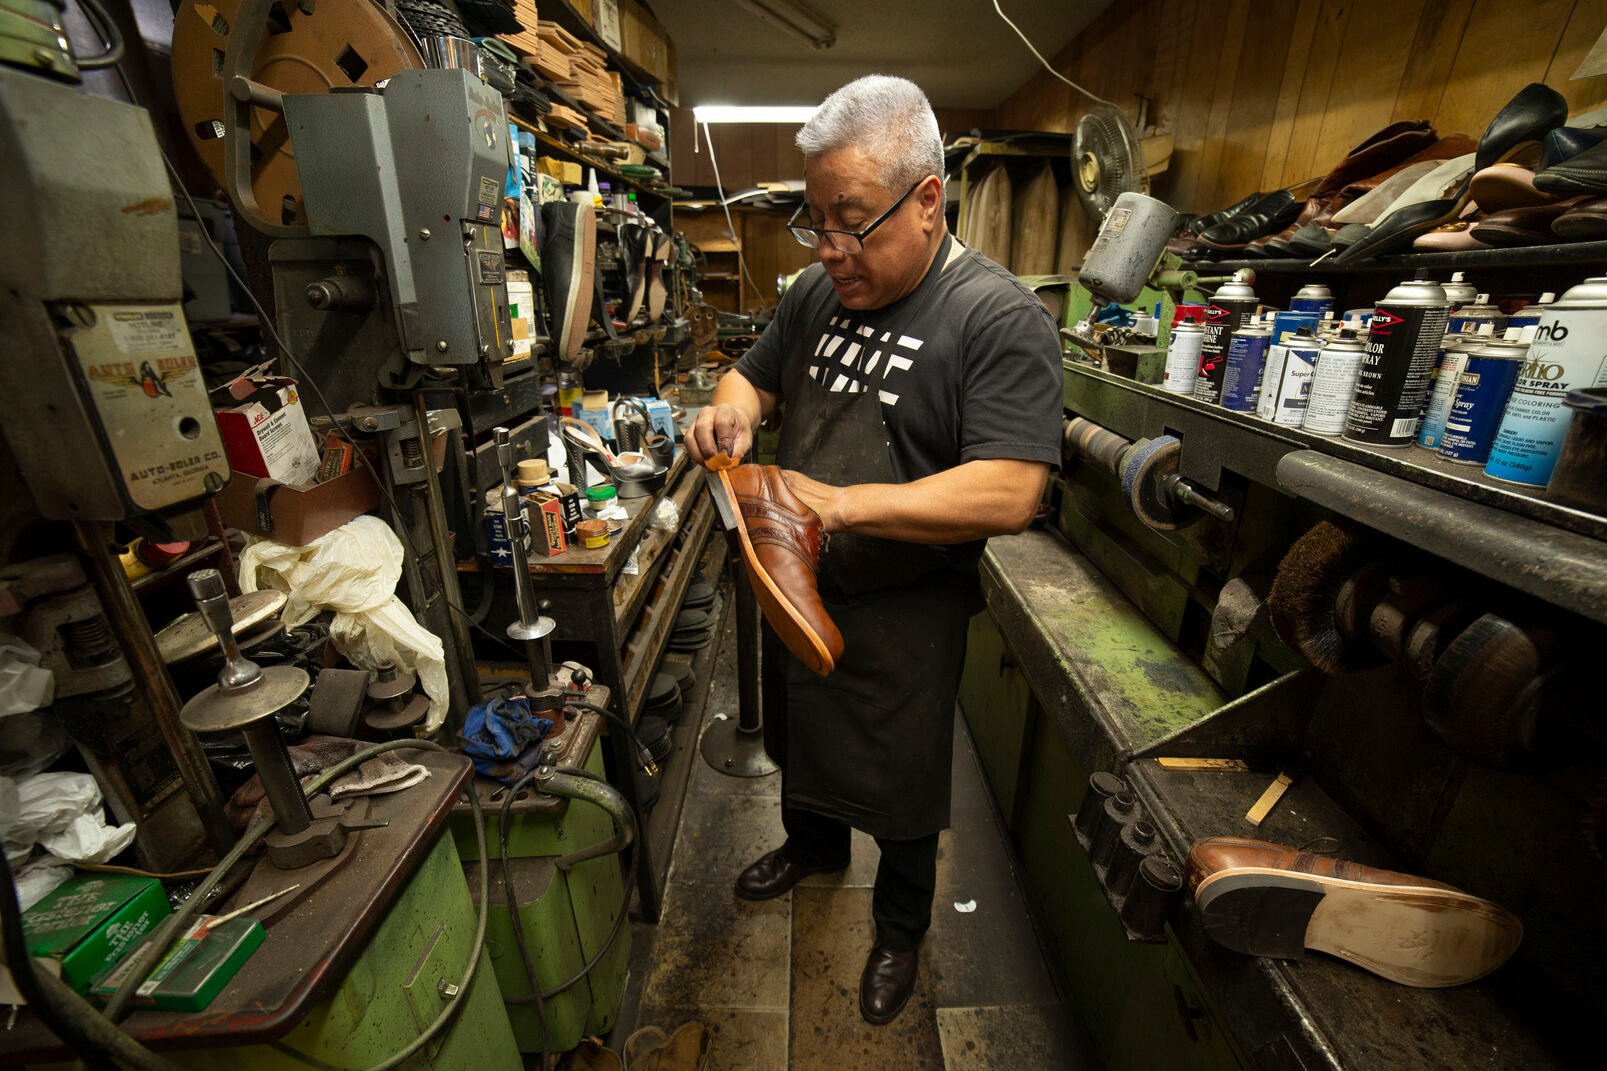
[1267,520,1392,674]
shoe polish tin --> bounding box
[1162,323,1205,394]
[1486,278,1607,486]
[1192,275,1259,405]
[1303,332,1367,435]
[1289,284,1334,316]
[1221,325,1274,412]
[1417,334,1476,449]
[1257,328,1321,425]
[1439,340,1527,464]
[1344,278,1452,446]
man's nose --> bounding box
[817,238,847,264]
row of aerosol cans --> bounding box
[1162,273,1607,486]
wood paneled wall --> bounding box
[992,0,1607,214]
[667,107,992,191]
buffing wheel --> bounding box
[1119,436,1193,531]
[171,0,423,226]
[1267,520,1391,674]
[1423,611,1573,770]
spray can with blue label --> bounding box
[1419,323,1495,449]
[1257,328,1321,425]
[1485,278,1607,485]
[1504,292,1555,332]
[1439,339,1527,464]
[1221,324,1274,412]
[1290,284,1334,316]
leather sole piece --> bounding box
[719,468,838,676]
[1195,867,1523,988]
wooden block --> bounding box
[1245,772,1295,826]
[1155,757,1252,771]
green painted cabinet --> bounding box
[958,611,1035,827]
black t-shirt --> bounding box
[736,237,1063,489]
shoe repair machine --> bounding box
[969,187,1607,1065]
[1,1,635,1065]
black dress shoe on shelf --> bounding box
[859,946,919,1024]
[1536,139,1607,196]
[1197,190,1297,248]
[734,847,849,901]
[1540,125,1607,170]
[1475,82,1569,171]
[1188,191,1262,236]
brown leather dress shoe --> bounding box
[859,945,919,1024]
[735,847,850,901]
[720,465,845,675]
[1187,837,1523,988]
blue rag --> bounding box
[460,696,554,782]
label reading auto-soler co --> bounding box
[75,304,228,510]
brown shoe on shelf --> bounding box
[859,945,919,1024]
[717,463,844,675]
[1186,837,1523,988]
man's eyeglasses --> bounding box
[787,178,929,254]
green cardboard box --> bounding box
[93,915,263,1011]
[23,874,171,993]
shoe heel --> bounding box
[1196,871,1326,959]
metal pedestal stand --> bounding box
[701,561,778,778]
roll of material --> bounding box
[1107,819,1162,900]
[1118,856,1183,938]
[1073,771,1127,840]
[1089,790,1137,869]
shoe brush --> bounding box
[1268,520,1393,673]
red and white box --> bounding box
[214,376,321,486]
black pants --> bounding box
[783,803,940,952]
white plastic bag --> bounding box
[2,772,135,866]
[239,516,449,733]
[0,633,54,716]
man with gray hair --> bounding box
[685,75,1062,1023]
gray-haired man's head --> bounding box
[796,75,944,196]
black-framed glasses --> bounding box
[787,178,928,254]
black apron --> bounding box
[761,237,971,840]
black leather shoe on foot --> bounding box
[734,847,849,901]
[859,946,919,1024]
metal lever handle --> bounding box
[187,568,262,691]
[534,766,637,869]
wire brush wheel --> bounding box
[1267,520,1390,673]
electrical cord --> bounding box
[15,741,490,1071]
[72,0,124,69]
[990,0,1116,108]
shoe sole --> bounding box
[560,205,597,363]
[718,468,837,676]
[1194,866,1522,988]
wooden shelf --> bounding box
[515,119,669,205]
[1184,240,1607,276]
[538,0,660,89]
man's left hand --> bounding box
[780,470,851,532]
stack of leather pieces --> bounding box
[644,671,683,726]
[682,576,716,613]
[668,607,713,652]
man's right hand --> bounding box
[685,403,755,466]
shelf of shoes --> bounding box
[1184,239,1607,274]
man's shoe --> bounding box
[540,199,596,364]
[1187,837,1523,988]
[718,465,844,675]
[735,847,849,900]
[859,946,919,1024]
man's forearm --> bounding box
[791,459,1049,543]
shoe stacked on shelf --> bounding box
[1173,83,1607,262]
[644,671,683,726]
[668,608,713,652]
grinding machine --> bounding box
[959,193,1607,1066]
[0,3,640,1064]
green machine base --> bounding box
[448,710,631,1055]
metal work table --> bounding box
[476,449,715,920]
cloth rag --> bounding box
[225,734,429,831]
[460,696,553,783]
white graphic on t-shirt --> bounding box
[806,316,924,404]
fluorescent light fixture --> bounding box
[730,0,837,50]
[693,105,818,124]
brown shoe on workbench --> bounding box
[719,464,844,675]
[1187,837,1523,988]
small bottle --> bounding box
[557,370,582,415]
[585,484,617,517]
[596,181,611,210]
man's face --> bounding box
[801,147,941,311]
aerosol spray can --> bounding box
[1418,323,1494,449]
[1270,310,1320,344]
[1290,283,1335,316]
[1486,277,1607,486]
[1505,292,1555,331]
[1344,277,1451,446]
[1448,293,1504,336]
[1193,272,1259,405]
[1221,324,1274,412]
[1439,339,1527,464]
[1441,271,1479,307]
[1257,327,1321,425]
[1304,330,1366,435]
[1172,303,1208,326]
[1163,322,1205,395]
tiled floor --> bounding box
[613,610,1091,1069]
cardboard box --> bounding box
[620,0,672,84]
[92,916,263,1011]
[573,392,615,443]
[594,0,622,50]
[23,875,171,994]
[537,156,583,186]
[215,377,322,486]
[640,397,676,440]
[215,464,381,545]
[525,492,569,556]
